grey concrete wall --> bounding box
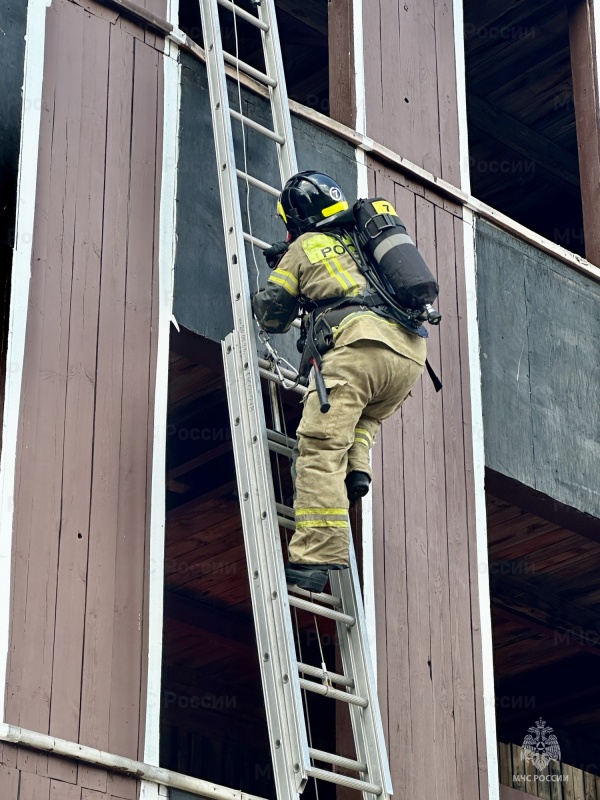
[173,53,358,365]
[477,220,600,519]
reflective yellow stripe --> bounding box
[268,271,299,297]
[331,256,359,292]
[321,200,349,218]
[296,507,347,515]
[335,310,399,332]
[354,427,373,447]
[277,200,287,222]
[272,267,298,286]
[296,520,349,529]
[324,258,351,291]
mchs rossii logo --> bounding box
[513,719,568,785]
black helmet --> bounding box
[277,171,348,236]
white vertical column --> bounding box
[0,0,52,724]
[140,14,181,800]
[352,0,378,681]
[453,2,499,797]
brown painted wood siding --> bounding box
[368,159,489,800]
[4,0,164,797]
[362,0,461,184]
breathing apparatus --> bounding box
[265,173,443,403]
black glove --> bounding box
[264,241,290,270]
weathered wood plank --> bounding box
[401,190,436,797]
[50,779,81,800]
[362,0,383,142]
[328,0,354,127]
[423,201,459,800]
[434,0,460,184]
[498,742,513,787]
[12,0,84,777]
[380,0,402,154]
[413,0,441,176]
[583,766,597,800]
[4,0,59,752]
[78,19,134,777]
[0,765,20,799]
[107,36,159,770]
[50,8,110,763]
[20,773,51,800]
[440,211,479,800]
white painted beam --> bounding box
[140,15,181,800]
[454,2,499,797]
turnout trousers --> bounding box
[290,339,424,566]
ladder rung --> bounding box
[268,439,293,457]
[258,367,305,394]
[230,109,285,144]
[299,678,368,708]
[277,515,296,531]
[223,51,277,87]
[288,595,356,626]
[243,232,270,249]
[275,501,294,518]
[258,367,306,395]
[288,587,342,608]
[267,429,297,449]
[258,359,307,394]
[236,169,280,197]
[308,748,367,773]
[217,0,269,31]
[298,661,353,687]
[306,766,382,795]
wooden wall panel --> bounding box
[368,159,487,800]
[0,743,139,800]
[4,0,164,793]
[362,0,461,184]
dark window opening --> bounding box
[160,328,360,796]
[178,0,330,115]
[464,0,584,256]
[486,474,600,785]
[0,2,28,451]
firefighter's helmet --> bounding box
[277,171,348,236]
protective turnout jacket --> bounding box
[252,231,426,367]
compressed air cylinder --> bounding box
[353,197,439,309]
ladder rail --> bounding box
[197,0,394,797]
[255,2,297,181]
[197,0,309,796]
[331,548,394,798]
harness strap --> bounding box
[425,359,443,393]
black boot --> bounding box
[285,563,347,593]
[345,470,371,504]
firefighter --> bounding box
[252,172,426,593]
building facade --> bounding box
[0,1,598,799]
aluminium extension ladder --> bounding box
[196,2,394,799]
